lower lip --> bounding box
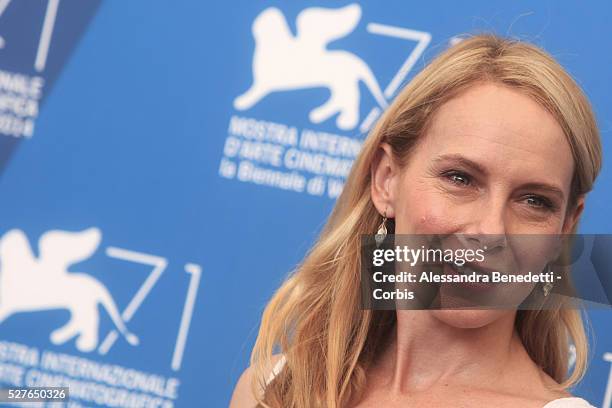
[443,263,497,292]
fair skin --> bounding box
[230,82,585,407]
[360,82,583,408]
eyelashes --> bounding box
[438,169,559,212]
[441,170,472,187]
[521,194,557,212]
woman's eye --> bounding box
[444,171,471,186]
[523,195,554,211]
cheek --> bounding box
[394,188,463,234]
[511,237,560,272]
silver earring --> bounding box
[543,265,554,297]
[375,209,388,247]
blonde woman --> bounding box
[230,34,602,408]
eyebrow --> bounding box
[432,154,488,176]
[433,154,566,200]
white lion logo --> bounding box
[0,228,139,352]
[234,3,388,130]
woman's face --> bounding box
[372,82,583,328]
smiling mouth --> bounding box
[446,261,492,277]
[441,262,500,294]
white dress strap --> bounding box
[265,355,287,386]
[542,397,596,408]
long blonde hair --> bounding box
[250,33,602,408]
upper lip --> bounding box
[450,261,500,276]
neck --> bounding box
[375,310,524,393]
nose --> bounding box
[462,198,508,252]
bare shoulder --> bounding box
[538,387,596,408]
[229,362,258,408]
[229,354,285,408]
[539,370,573,399]
[531,370,588,408]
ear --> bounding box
[562,195,585,234]
[370,143,399,218]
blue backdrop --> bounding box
[0,1,610,407]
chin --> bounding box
[430,309,509,329]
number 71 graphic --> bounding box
[101,246,202,372]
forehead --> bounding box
[420,82,574,189]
